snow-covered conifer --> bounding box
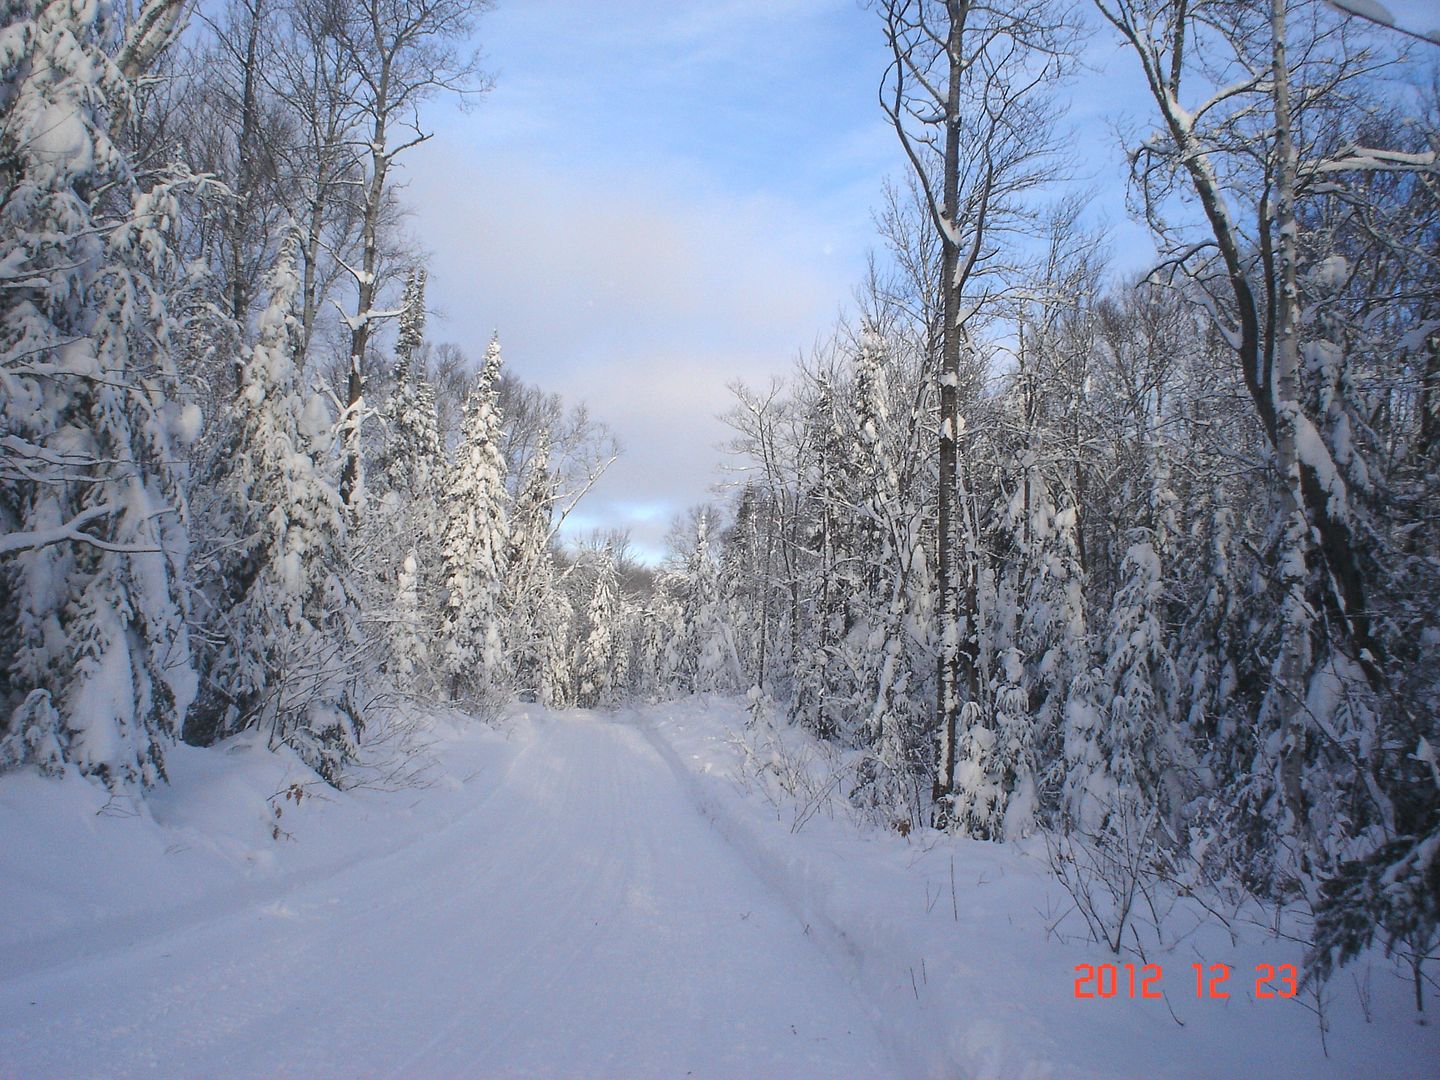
[685,516,743,695]
[637,574,687,701]
[788,382,840,737]
[188,243,365,782]
[506,431,560,700]
[1,0,197,786]
[534,580,574,708]
[369,268,443,688]
[1074,536,1178,829]
[391,550,425,682]
[847,330,929,820]
[990,456,1089,837]
[438,334,510,699]
[791,371,866,740]
[376,269,443,502]
[1175,495,1239,781]
[394,269,427,380]
[576,546,620,708]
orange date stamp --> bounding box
[1073,962,1299,1000]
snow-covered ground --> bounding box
[2,699,1436,1079]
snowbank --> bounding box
[1,707,518,984]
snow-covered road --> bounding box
[0,712,896,1079]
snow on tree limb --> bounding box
[116,0,191,80]
[1325,0,1440,44]
[0,503,168,556]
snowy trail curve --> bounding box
[0,713,899,1080]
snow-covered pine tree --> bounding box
[790,373,849,738]
[1075,534,1179,832]
[1034,491,1091,816]
[847,329,929,823]
[534,576,574,708]
[637,572,687,701]
[394,269,426,378]
[989,453,1090,838]
[369,267,443,689]
[576,545,619,708]
[391,550,425,682]
[505,430,559,701]
[1309,733,1440,1015]
[793,363,884,745]
[835,347,891,746]
[1174,493,1241,797]
[685,515,743,695]
[375,268,442,502]
[951,696,1004,837]
[954,476,1019,841]
[612,590,636,701]
[1,0,199,787]
[719,483,767,686]
[633,603,664,703]
[187,242,365,782]
[438,333,510,700]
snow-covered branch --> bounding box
[0,503,165,556]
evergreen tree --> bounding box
[849,330,929,822]
[791,371,867,741]
[505,430,558,699]
[576,546,619,708]
[1023,479,1089,829]
[685,516,742,695]
[394,269,427,377]
[989,455,1089,837]
[391,550,425,682]
[787,376,832,734]
[188,243,364,782]
[637,574,687,701]
[1066,535,1177,831]
[438,334,510,699]
[371,267,443,689]
[1,0,198,787]
[534,578,574,708]
[375,268,442,501]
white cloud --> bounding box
[404,136,864,561]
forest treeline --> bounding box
[1,0,1437,998]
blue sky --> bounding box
[404,0,1434,563]
[406,0,897,562]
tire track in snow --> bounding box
[2,711,899,1079]
[388,713,633,1076]
[629,707,950,1080]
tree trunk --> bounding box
[1131,1,1382,686]
[338,61,392,518]
[117,0,188,80]
[1419,331,1440,463]
[932,1,966,817]
[229,0,264,329]
[1269,0,1314,867]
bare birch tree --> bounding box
[331,0,491,515]
[874,0,1072,823]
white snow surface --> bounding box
[2,699,1436,1079]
